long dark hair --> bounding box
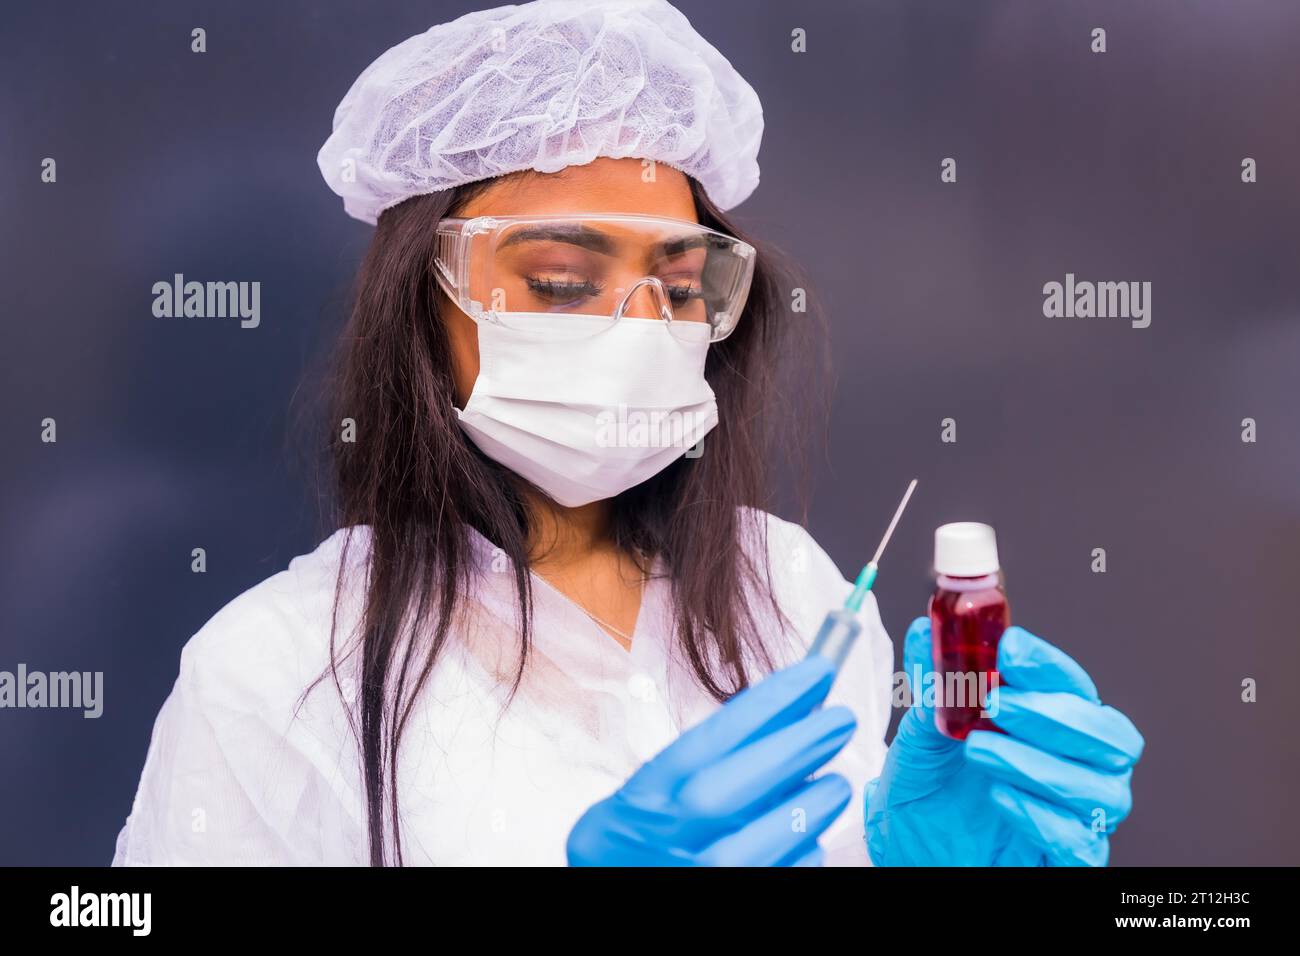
[309,176,827,865]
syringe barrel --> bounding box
[805,608,863,672]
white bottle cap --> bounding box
[934,522,1000,576]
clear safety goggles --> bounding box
[434,214,756,342]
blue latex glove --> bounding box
[567,656,857,866]
[864,617,1144,866]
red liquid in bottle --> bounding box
[929,572,1010,740]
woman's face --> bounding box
[440,157,700,407]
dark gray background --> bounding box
[2,0,1297,865]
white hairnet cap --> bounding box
[317,0,763,225]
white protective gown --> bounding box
[110,508,894,866]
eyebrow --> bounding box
[498,225,616,255]
[496,225,713,260]
[651,234,710,259]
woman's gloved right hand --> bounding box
[566,656,857,866]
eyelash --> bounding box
[525,276,604,301]
[524,276,703,305]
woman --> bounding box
[112,0,1142,867]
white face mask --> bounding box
[454,313,718,507]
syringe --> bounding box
[807,478,919,671]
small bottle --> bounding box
[929,522,1010,740]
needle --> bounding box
[845,478,919,611]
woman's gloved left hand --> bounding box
[864,617,1144,866]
